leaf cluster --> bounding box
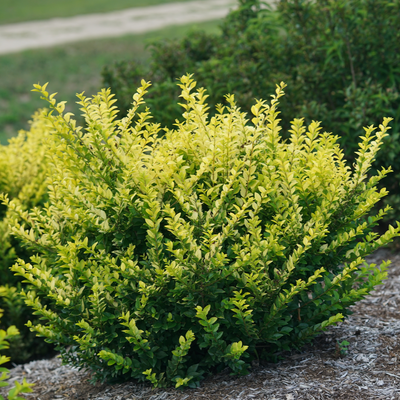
[102,0,400,223]
[0,111,54,363]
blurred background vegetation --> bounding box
[0,0,223,144]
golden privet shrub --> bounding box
[0,110,53,364]
[7,76,399,388]
[0,109,50,286]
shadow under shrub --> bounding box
[7,76,400,388]
[102,0,400,223]
[0,309,34,399]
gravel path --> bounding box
[0,0,237,55]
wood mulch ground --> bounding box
[2,248,400,399]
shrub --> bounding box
[0,110,54,364]
[0,309,34,400]
[102,0,400,222]
[7,76,399,388]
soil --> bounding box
[2,248,400,399]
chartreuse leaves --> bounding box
[6,75,400,388]
[0,108,54,366]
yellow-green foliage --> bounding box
[0,109,50,284]
[0,110,52,364]
[0,109,49,205]
[6,76,400,387]
[0,309,34,400]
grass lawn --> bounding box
[0,20,221,143]
[0,0,192,25]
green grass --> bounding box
[0,20,222,144]
[0,0,192,25]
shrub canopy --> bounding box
[102,0,400,222]
[7,76,399,387]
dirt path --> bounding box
[0,0,237,55]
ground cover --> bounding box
[0,19,221,144]
[0,0,192,25]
